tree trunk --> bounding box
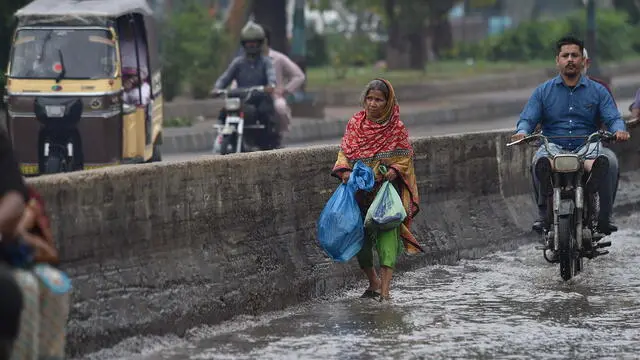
[224,0,251,42]
[407,30,426,70]
[429,20,452,59]
[612,0,640,23]
[530,0,544,21]
[251,0,288,54]
[425,0,455,59]
[384,0,413,69]
[385,20,410,69]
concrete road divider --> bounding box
[28,127,640,357]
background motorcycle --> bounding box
[211,86,278,155]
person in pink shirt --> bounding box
[261,26,306,147]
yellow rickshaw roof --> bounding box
[15,0,153,19]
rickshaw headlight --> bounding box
[224,97,241,111]
[553,154,581,172]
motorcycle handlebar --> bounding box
[506,130,616,155]
[210,85,270,98]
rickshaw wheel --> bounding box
[44,154,66,174]
[151,143,162,162]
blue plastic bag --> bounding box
[317,161,375,262]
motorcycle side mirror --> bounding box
[122,103,137,115]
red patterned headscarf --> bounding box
[339,78,413,161]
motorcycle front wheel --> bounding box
[220,134,240,155]
[558,215,580,281]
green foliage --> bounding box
[632,25,640,53]
[161,0,231,100]
[305,20,328,67]
[443,9,637,62]
[163,116,193,127]
[306,0,383,75]
[612,0,640,25]
[309,0,383,15]
[0,0,30,71]
[324,32,378,79]
[566,9,634,61]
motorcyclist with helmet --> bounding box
[211,21,278,150]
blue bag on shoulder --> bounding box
[317,161,375,262]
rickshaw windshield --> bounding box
[9,28,117,80]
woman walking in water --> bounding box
[331,78,422,301]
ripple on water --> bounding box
[83,225,640,360]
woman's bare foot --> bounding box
[379,266,394,298]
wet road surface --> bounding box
[84,214,640,360]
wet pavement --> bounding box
[82,214,640,360]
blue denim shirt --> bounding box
[516,75,626,150]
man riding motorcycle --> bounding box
[512,36,629,236]
[529,47,622,234]
[211,21,278,150]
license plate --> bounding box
[222,125,235,135]
[225,116,241,124]
[45,105,65,118]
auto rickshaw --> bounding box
[4,0,164,176]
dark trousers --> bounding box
[531,144,619,224]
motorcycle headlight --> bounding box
[224,98,241,111]
[553,154,581,172]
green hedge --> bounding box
[160,0,231,101]
[444,10,637,62]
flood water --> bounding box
[83,214,640,360]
